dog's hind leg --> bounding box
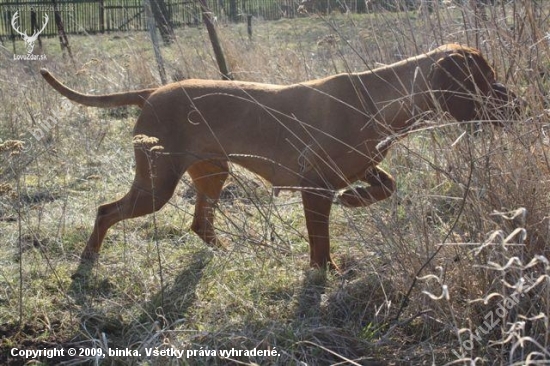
[301,189,338,271]
[337,166,396,208]
[187,160,229,248]
[81,150,185,262]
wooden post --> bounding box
[247,14,252,40]
[198,0,233,80]
[8,11,16,54]
[51,0,75,64]
[229,0,237,22]
[30,8,43,51]
[99,0,105,33]
[144,0,167,84]
[151,0,175,45]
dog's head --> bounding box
[428,46,522,126]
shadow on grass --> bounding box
[139,249,214,326]
[294,268,327,320]
[67,249,213,342]
[290,268,390,365]
[67,259,96,304]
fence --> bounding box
[0,0,442,39]
[0,0,394,38]
[0,0,303,38]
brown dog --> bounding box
[41,44,519,270]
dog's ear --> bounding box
[428,52,491,121]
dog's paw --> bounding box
[80,249,99,264]
[336,191,361,208]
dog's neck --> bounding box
[350,50,454,136]
[357,56,438,132]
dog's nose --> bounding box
[491,82,524,116]
[480,82,523,127]
[491,82,511,100]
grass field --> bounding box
[1,2,550,365]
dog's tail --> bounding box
[40,69,154,108]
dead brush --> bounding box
[419,216,550,363]
[439,121,550,362]
[372,97,550,362]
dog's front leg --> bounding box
[337,166,396,208]
[301,189,338,271]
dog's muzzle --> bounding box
[485,82,524,126]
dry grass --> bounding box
[1,1,549,365]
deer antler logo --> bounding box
[11,11,49,55]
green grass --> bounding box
[1,3,550,365]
